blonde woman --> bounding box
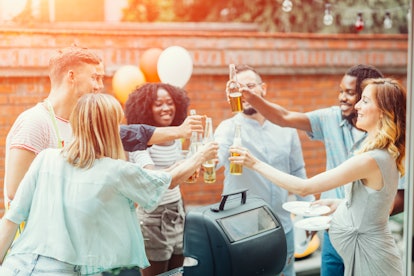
[230,78,405,276]
[0,93,218,275]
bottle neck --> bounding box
[232,125,242,146]
[204,118,214,142]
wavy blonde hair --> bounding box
[358,78,406,175]
[63,93,126,168]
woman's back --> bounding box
[6,148,171,274]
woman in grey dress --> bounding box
[229,78,405,276]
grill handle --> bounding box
[211,188,248,212]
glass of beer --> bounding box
[228,64,243,113]
[230,152,243,175]
[203,160,216,183]
[229,91,243,113]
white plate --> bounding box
[295,216,332,231]
[282,201,331,217]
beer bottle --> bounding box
[202,117,216,183]
[230,123,243,175]
[228,64,243,113]
[185,109,201,183]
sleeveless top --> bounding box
[329,149,403,276]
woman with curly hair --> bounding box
[229,78,405,276]
[124,83,191,276]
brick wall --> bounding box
[0,23,408,215]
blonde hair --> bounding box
[63,93,126,168]
[358,78,406,175]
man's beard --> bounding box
[243,107,257,116]
[342,110,357,124]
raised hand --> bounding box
[179,115,204,139]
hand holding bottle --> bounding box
[185,109,203,183]
[202,117,217,183]
[229,145,257,170]
[178,114,204,139]
[227,64,243,113]
[230,123,243,175]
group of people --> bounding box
[0,44,407,276]
[0,45,217,275]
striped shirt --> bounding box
[4,103,72,204]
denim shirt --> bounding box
[307,106,367,199]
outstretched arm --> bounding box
[229,146,379,197]
[0,218,19,264]
[149,115,204,145]
[169,141,218,187]
[120,115,204,152]
[241,88,312,132]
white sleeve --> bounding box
[128,149,154,168]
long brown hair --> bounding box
[63,93,126,168]
[359,78,406,175]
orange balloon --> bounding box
[139,48,162,82]
[112,65,146,104]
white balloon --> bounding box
[157,46,193,88]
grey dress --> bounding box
[329,149,403,276]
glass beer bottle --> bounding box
[202,117,216,183]
[185,109,201,183]
[228,64,243,113]
[230,123,243,175]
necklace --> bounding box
[44,99,64,148]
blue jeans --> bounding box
[321,231,344,276]
[279,229,295,276]
[0,253,81,275]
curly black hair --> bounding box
[346,64,384,101]
[124,82,190,127]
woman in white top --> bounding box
[0,93,218,275]
[124,83,193,276]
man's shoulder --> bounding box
[7,104,52,147]
[12,103,48,125]
[215,116,237,131]
[307,106,343,126]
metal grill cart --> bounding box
[162,189,287,276]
